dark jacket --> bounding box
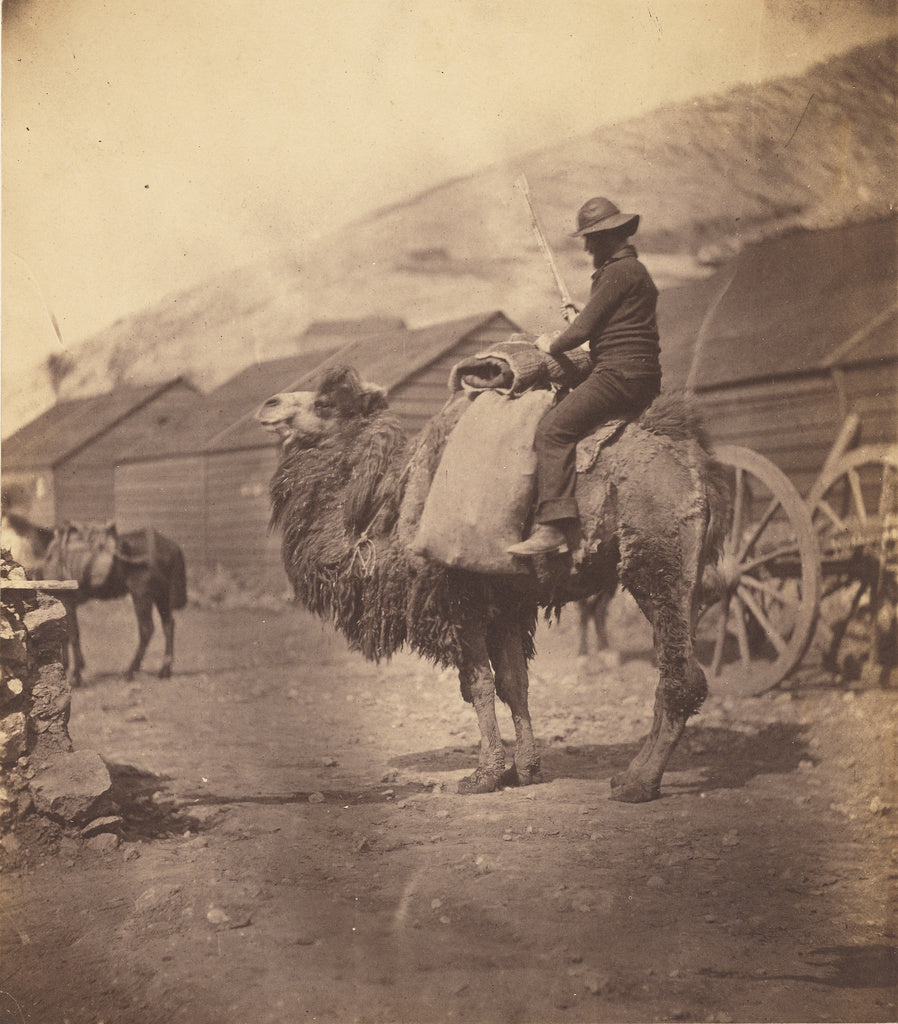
[553,243,660,377]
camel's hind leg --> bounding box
[611,515,708,802]
[488,617,541,787]
[457,631,506,795]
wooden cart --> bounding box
[696,413,898,693]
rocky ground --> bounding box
[1,595,896,1024]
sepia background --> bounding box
[2,3,896,1023]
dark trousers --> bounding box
[534,366,661,523]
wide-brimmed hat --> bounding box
[571,197,640,237]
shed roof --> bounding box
[302,316,406,336]
[660,216,897,391]
[118,320,408,463]
[118,348,340,463]
[207,310,520,453]
[1,378,195,470]
[292,310,519,392]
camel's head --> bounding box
[256,366,388,447]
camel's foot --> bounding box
[496,764,543,788]
[609,771,661,803]
[158,664,172,679]
[509,759,543,787]
[457,766,503,795]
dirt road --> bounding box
[2,596,896,1023]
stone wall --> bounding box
[1,551,112,833]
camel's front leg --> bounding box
[457,632,506,795]
[488,618,541,786]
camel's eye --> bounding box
[313,396,335,417]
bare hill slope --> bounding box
[50,36,897,405]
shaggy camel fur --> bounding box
[258,366,730,801]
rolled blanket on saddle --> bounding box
[447,337,594,395]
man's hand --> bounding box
[534,333,557,355]
[561,303,579,323]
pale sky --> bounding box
[3,0,896,389]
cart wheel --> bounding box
[696,445,822,695]
[808,445,898,677]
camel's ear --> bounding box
[318,366,387,418]
[359,384,388,417]
[318,366,361,414]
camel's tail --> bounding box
[701,456,733,569]
[638,391,732,570]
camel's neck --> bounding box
[271,415,409,539]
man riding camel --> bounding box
[508,196,662,557]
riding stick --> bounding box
[515,173,578,325]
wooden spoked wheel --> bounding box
[808,445,898,675]
[696,445,822,694]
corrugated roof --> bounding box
[1,378,195,470]
[207,310,519,453]
[118,348,340,462]
[661,217,897,391]
[292,311,518,391]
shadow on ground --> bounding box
[172,782,433,809]
[700,944,898,989]
[388,722,809,794]
[106,763,209,840]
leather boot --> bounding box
[507,524,568,557]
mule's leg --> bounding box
[126,587,155,681]
[65,601,85,688]
[578,591,618,665]
[154,587,175,678]
[591,590,621,668]
[611,519,708,803]
[488,618,541,786]
[457,631,506,795]
[577,600,592,657]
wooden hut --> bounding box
[659,217,897,495]
[113,311,520,589]
[112,349,339,577]
[196,310,521,590]
[1,378,197,526]
[113,318,406,565]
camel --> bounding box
[256,365,731,802]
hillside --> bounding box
[41,36,898,407]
